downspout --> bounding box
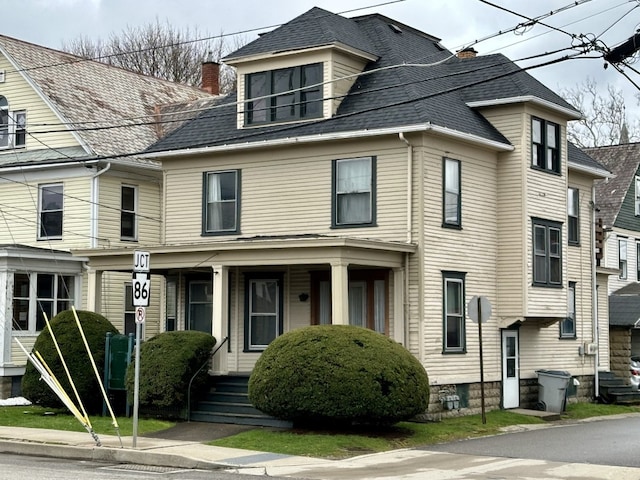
[591,186,599,399]
[90,163,111,248]
[399,133,413,348]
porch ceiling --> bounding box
[72,236,416,272]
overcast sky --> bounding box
[3,0,640,111]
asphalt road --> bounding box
[423,415,640,468]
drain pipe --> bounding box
[90,163,111,248]
[591,186,599,399]
[399,133,413,348]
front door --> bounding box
[502,330,519,409]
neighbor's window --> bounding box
[12,273,74,332]
[0,96,26,148]
[532,117,560,173]
[635,177,640,216]
[443,271,466,353]
[533,218,562,287]
[0,96,8,148]
[619,237,628,279]
[121,185,137,240]
[332,157,376,227]
[443,157,461,227]
[637,241,640,281]
[203,170,240,234]
[38,183,63,239]
[568,187,579,244]
[245,63,322,125]
[561,282,576,338]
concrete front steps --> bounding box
[189,375,292,428]
[598,371,640,405]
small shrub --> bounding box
[248,325,429,427]
[125,331,216,416]
[21,310,119,414]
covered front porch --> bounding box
[75,236,416,375]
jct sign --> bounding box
[132,250,150,307]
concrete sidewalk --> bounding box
[0,422,640,479]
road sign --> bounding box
[133,250,150,272]
[468,295,492,323]
[132,272,150,307]
[135,306,146,324]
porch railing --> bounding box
[187,336,229,421]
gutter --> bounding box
[140,123,514,160]
[90,163,111,248]
[591,186,599,399]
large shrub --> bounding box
[21,310,119,414]
[248,325,429,426]
[125,330,216,415]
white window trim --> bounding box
[620,238,628,279]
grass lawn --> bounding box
[0,402,638,459]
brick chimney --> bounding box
[457,47,478,59]
[201,60,220,95]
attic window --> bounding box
[245,63,323,126]
[389,24,402,34]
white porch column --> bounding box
[211,265,229,374]
[86,268,103,314]
[393,267,406,346]
[0,272,11,366]
[331,261,349,325]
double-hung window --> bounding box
[245,63,322,125]
[532,117,560,173]
[12,273,74,332]
[533,218,562,287]
[567,187,579,244]
[203,170,240,234]
[443,272,466,353]
[561,282,576,338]
[121,185,137,240]
[619,237,628,279]
[245,274,283,351]
[443,157,461,227]
[635,177,640,216]
[0,96,26,149]
[332,156,376,227]
[38,183,63,239]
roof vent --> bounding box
[389,23,402,34]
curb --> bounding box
[0,439,225,471]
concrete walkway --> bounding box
[0,418,639,479]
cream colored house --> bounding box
[0,34,214,396]
[77,8,611,416]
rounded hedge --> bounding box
[21,310,119,414]
[125,330,216,414]
[248,325,429,426]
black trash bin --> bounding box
[536,369,571,413]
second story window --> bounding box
[635,176,640,216]
[245,63,322,125]
[332,156,376,227]
[533,218,562,287]
[443,157,461,228]
[619,237,628,279]
[121,185,137,240]
[38,183,63,240]
[532,117,560,174]
[0,96,8,148]
[203,170,240,235]
[568,187,579,244]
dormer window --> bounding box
[245,63,322,126]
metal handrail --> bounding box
[186,336,229,421]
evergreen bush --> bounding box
[21,309,118,414]
[248,325,429,427]
[125,330,216,416]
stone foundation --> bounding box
[417,375,596,421]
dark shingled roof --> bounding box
[610,283,640,326]
[147,9,583,155]
[587,143,640,228]
[567,142,609,174]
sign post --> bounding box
[132,250,150,447]
[468,295,491,425]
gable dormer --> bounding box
[223,7,378,129]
